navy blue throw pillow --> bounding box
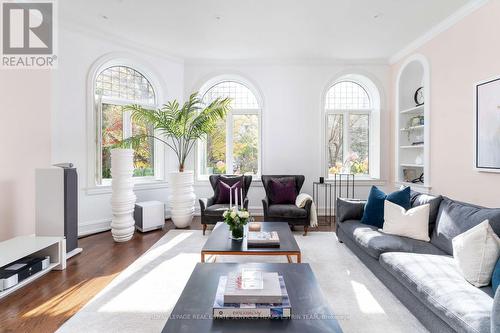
[360,186,411,228]
[493,258,500,294]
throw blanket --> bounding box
[295,193,318,227]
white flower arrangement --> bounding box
[223,206,252,239]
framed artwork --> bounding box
[475,77,500,172]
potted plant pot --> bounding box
[167,170,195,228]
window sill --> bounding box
[194,177,263,187]
[325,177,385,186]
[85,180,168,195]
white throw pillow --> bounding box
[382,200,430,242]
[452,220,500,287]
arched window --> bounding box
[95,65,157,184]
[198,79,261,177]
[325,75,380,178]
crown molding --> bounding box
[184,57,389,66]
[389,0,489,64]
[59,15,387,66]
[59,17,184,65]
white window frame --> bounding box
[87,54,166,191]
[324,75,381,181]
[96,96,162,186]
[196,76,263,181]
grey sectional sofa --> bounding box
[336,191,500,333]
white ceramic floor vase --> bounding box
[168,171,195,228]
[110,148,137,242]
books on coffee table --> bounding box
[247,231,280,248]
[213,274,291,319]
[224,271,281,304]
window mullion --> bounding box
[343,111,350,162]
[226,113,234,174]
[123,109,132,139]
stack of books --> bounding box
[247,231,280,248]
[213,269,291,319]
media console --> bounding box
[0,236,66,300]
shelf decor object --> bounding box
[414,86,424,106]
[395,54,431,192]
[110,148,136,242]
[475,76,500,172]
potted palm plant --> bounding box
[123,92,231,228]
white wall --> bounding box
[0,70,52,241]
[184,61,392,212]
[52,26,184,235]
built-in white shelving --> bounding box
[395,54,431,192]
[400,163,424,168]
[400,125,424,131]
[399,105,424,114]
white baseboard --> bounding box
[78,218,111,237]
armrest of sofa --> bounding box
[336,198,366,223]
[262,197,270,217]
[493,288,500,333]
[199,197,215,214]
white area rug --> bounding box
[57,230,428,333]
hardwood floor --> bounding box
[0,217,333,333]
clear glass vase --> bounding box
[230,225,244,241]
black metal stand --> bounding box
[313,174,355,226]
[333,173,355,202]
[312,182,333,226]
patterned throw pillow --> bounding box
[215,177,243,204]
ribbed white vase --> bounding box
[110,148,136,242]
[168,171,195,228]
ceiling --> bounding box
[60,0,474,62]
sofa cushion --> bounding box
[360,186,411,228]
[204,204,230,216]
[410,190,443,235]
[431,197,500,255]
[337,220,446,259]
[267,204,307,218]
[380,252,493,333]
[493,289,500,333]
[382,200,430,242]
[453,220,500,287]
[269,177,297,204]
[493,259,500,294]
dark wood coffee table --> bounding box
[201,222,301,263]
[162,263,343,333]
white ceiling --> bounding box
[60,0,474,61]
